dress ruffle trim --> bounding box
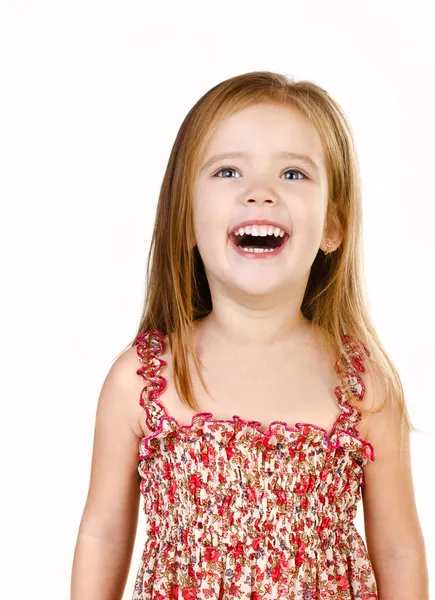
[135,329,375,463]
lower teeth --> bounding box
[240,247,276,253]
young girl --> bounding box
[71,71,428,599]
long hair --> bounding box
[118,71,416,453]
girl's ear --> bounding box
[322,214,343,254]
[321,231,343,254]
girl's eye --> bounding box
[213,167,307,180]
[214,167,240,178]
[282,169,306,181]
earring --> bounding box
[324,239,331,255]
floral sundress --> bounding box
[131,329,378,599]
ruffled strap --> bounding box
[333,334,371,438]
[135,329,167,432]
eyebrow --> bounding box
[200,151,320,173]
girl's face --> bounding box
[192,102,331,302]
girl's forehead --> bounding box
[204,104,324,155]
[213,102,314,132]
[200,104,325,172]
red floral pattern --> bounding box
[131,329,378,599]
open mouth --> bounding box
[229,230,290,255]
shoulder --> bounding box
[101,343,148,438]
[357,356,408,454]
[104,343,142,391]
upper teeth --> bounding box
[233,225,286,237]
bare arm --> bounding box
[70,346,145,600]
[361,365,429,598]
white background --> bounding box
[1,0,433,597]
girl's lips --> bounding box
[228,232,290,258]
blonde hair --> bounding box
[118,71,416,453]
